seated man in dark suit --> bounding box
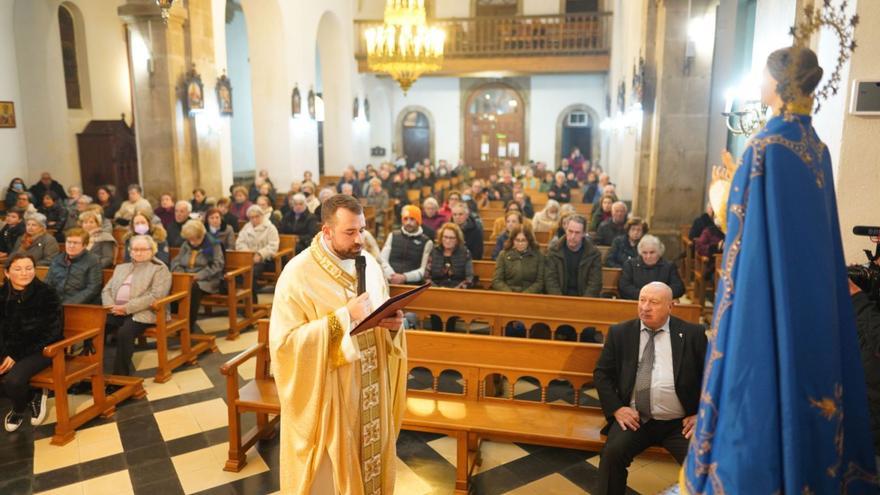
[593,281,707,495]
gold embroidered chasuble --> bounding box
[269,234,407,494]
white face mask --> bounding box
[134,224,150,235]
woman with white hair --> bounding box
[102,235,172,377]
[279,194,319,253]
[12,213,59,266]
[547,171,571,203]
[236,205,280,301]
[532,199,561,234]
[618,234,685,300]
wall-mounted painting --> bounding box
[0,101,15,128]
[292,85,302,117]
[184,65,204,114]
[364,98,370,122]
[216,71,233,116]
[308,89,316,120]
[353,97,360,119]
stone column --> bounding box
[634,0,716,255]
[119,0,223,202]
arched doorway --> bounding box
[401,110,430,168]
[464,84,525,177]
[556,104,599,165]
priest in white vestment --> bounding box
[269,194,407,495]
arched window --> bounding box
[58,5,82,109]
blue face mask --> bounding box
[13,183,23,191]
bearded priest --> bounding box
[269,194,407,495]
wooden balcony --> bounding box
[355,12,612,76]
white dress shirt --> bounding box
[630,318,686,420]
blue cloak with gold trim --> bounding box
[682,114,879,494]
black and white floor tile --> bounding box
[0,293,679,494]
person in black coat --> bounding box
[593,282,707,495]
[279,193,319,253]
[29,173,67,204]
[547,171,571,204]
[4,178,27,210]
[619,235,685,300]
[44,228,103,305]
[0,208,25,255]
[38,192,67,241]
[688,202,716,240]
[0,253,63,431]
[605,218,646,268]
[450,203,483,261]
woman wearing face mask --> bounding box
[203,207,234,250]
[78,211,117,269]
[4,179,27,210]
[123,210,170,266]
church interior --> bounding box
[0,0,879,494]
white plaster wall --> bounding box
[391,77,462,163]
[0,0,28,182]
[362,75,394,165]
[529,74,607,166]
[212,0,233,192]
[224,1,256,178]
[436,0,469,18]
[522,0,561,16]
[750,0,795,79]
[836,0,880,263]
[13,0,131,190]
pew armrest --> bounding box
[43,327,102,358]
[220,343,265,376]
[276,247,294,261]
[150,290,188,311]
[224,266,252,280]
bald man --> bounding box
[593,282,707,495]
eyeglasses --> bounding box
[442,235,458,241]
[130,248,152,253]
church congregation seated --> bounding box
[450,202,484,261]
[124,210,170,265]
[78,210,117,268]
[204,207,235,250]
[0,253,61,432]
[12,213,59,266]
[166,200,193,248]
[424,222,474,289]
[44,227,102,305]
[169,220,225,333]
[545,214,602,297]
[114,184,152,227]
[102,235,172,377]
[381,205,433,284]
[37,192,66,241]
[492,225,545,293]
[605,217,647,268]
[4,178,27,210]
[619,235,685,301]
[595,201,629,246]
[491,210,527,260]
[0,208,25,257]
[590,194,615,231]
[279,193,319,253]
[235,205,280,302]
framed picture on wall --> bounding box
[353,97,360,119]
[216,71,233,116]
[308,89,316,119]
[0,101,15,128]
[184,65,204,114]
[364,98,370,122]
[292,86,302,117]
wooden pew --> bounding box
[390,285,702,339]
[406,189,421,205]
[220,323,669,492]
[142,272,218,382]
[471,260,621,298]
[257,234,297,287]
[201,251,269,341]
[31,304,145,445]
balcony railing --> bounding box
[354,12,612,60]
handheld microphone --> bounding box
[355,255,367,295]
[853,226,880,237]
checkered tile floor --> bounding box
[0,293,680,494]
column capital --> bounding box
[118,0,188,26]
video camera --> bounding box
[847,226,880,303]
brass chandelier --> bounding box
[364,0,445,94]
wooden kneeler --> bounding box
[140,272,217,383]
[201,251,268,341]
[29,304,146,446]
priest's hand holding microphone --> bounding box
[346,255,404,331]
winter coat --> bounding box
[595,219,626,246]
[0,222,24,253]
[604,236,638,268]
[13,232,60,266]
[170,236,225,293]
[236,221,280,261]
[492,248,544,293]
[458,216,484,261]
[544,238,602,297]
[103,259,172,324]
[619,257,685,300]
[279,210,319,252]
[87,229,118,268]
[45,251,103,304]
[0,278,62,361]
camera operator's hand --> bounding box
[849,278,862,296]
